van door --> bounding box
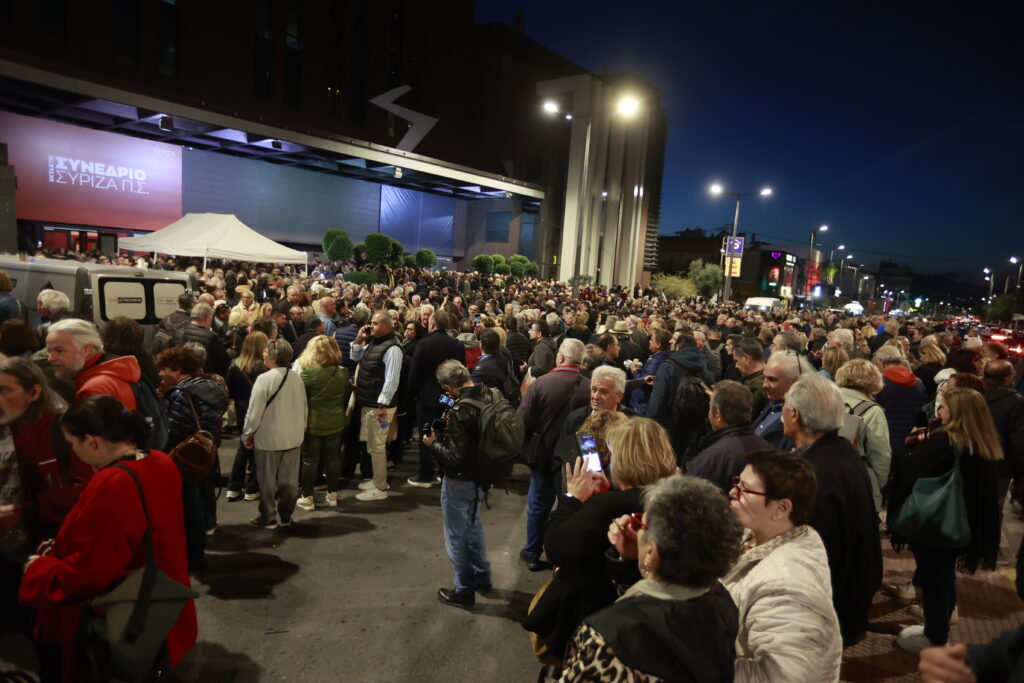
[90,272,189,326]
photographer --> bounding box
[422,360,492,609]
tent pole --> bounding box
[304,252,308,278]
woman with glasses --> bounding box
[526,418,677,666]
[722,450,843,682]
[559,475,742,681]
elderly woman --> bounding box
[818,346,848,382]
[782,373,882,647]
[722,450,842,681]
[531,418,677,663]
[835,359,892,511]
[889,388,1002,654]
[559,475,742,681]
[294,336,350,511]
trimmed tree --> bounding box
[322,229,353,263]
[472,254,495,275]
[403,254,417,267]
[508,260,525,277]
[387,237,405,267]
[415,248,437,269]
[364,233,393,267]
[353,243,366,266]
[509,253,529,265]
[495,262,511,275]
[524,261,540,276]
[344,271,379,286]
[687,259,724,299]
[491,254,506,265]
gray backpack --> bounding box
[838,400,879,452]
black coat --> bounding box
[687,424,772,495]
[539,488,643,658]
[505,330,532,370]
[470,348,514,391]
[429,384,485,483]
[985,385,1024,479]
[800,431,882,646]
[409,330,466,407]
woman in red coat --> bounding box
[19,396,197,682]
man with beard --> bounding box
[45,319,140,409]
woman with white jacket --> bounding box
[722,450,843,682]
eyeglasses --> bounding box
[731,476,767,497]
[628,512,649,531]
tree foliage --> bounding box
[651,273,698,300]
[322,229,353,262]
[403,254,417,267]
[687,259,724,299]
[491,254,506,265]
[508,260,525,277]
[473,254,495,274]
[344,271,378,286]
[523,261,540,276]
[508,254,529,265]
[363,234,391,266]
[568,274,594,287]
[415,248,437,269]
[988,293,1021,322]
[495,262,511,275]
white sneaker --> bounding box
[296,496,315,512]
[896,624,937,654]
[890,581,918,603]
[355,486,389,501]
[909,604,959,624]
[325,491,339,507]
[244,492,260,501]
[358,480,389,491]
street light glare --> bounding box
[838,244,846,250]
[542,101,559,113]
[819,225,828,232]
[760,187,772,196]
[1012,256,1019,264]
[617,97,640,116]
[846,254,853,259]
[983,267,990,273]
[709,183,723,195]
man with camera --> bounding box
[422,360,493,608]
[350,310,404,501]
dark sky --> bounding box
[475,1,1023,283]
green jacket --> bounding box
[300,364,351,435]
[840,386,891,511]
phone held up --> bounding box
[576,431,603,473]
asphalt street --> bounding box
[176,437,549,682]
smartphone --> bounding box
[439,394,456,409]
[576,431,603,473]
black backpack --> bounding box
[151,319,188,355]
[460,388,525,489]
[668,359,711,437]
[131,375,170,451]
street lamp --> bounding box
[1012,257,1023,290]
[709,183,773,301]
[617,97,640,116]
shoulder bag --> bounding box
[891,448,971,548]
[80,464,198,682]
[167,391,217,485]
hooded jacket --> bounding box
[985,385,1024,479]
[75,353,142,409]
[646,347,713,426]
[876,365,927,457]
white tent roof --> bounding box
[119,213,307,264]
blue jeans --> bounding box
[441,478,491,595]
[523,468,555,559]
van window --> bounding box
[101,281,148,320]
[153,282,185,318]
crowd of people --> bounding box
[1,255,1023,681]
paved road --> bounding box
[177,437,548,682]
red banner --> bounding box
[0,110,182,230]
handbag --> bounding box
[523,573,566,666]
[167,392,217,485]
[80,465,198,682]
[891,448,971,548]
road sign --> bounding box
[727,256,742,277]
[726,237,745,255]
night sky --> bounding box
[475,1,1022,284]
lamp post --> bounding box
[710,183,773,301]
[1012,257,1023,290]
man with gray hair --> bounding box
[35,289,71,340]
[182,302,230,376]
[518,337,590,571]
[752,351,812,450]
[688,380,771,495]
[46,318,141,408]
[869,317,900,354]
[831,328,867,360]
[782,373,882,647]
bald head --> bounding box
[983,359,1015,386]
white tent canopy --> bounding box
[119,213,308,264]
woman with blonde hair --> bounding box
[818,346,848,382]
[915,343,947,399]
[835,359,891,511]
[294,335,351,511]
[889,387,1002,653]
[225,332,269,501]
[527,418,676,661]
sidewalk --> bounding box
[841,502,1024,681]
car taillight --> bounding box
[1010,346,1023,355]
[992,334,1007,341]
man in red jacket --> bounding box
[46,319,140,409]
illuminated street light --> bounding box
[542,101,559,114]
[1013,256,1023,291]
[708,184,774,301]
[617,97,640,116]
[838,244,846,250]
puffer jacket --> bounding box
[722,525,842,683]
[300,363,351,435]
[164,376,228,452]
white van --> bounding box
[743,296,782,311]
[0,255,195,328]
